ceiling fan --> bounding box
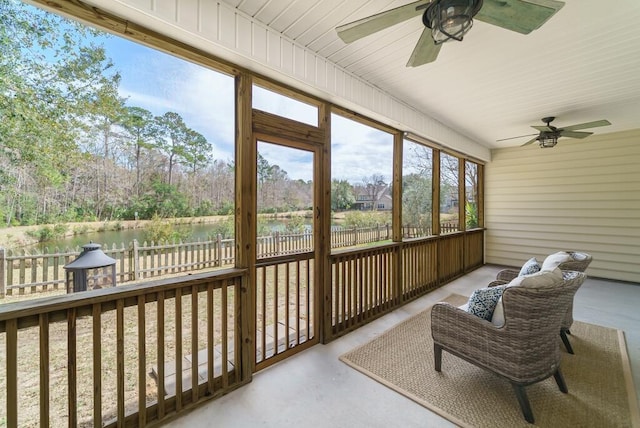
[498,117,612,148]
[336,0,565,67]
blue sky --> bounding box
[96,31,394,184]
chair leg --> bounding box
[554,368,569,393]
[434,344,442,372]
[512,384,534,424]
[560,329,574,354]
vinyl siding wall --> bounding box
[485,129,640,283]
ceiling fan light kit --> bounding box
[497,116,612,148]
[423,0,483,44]
[537,134,558,148]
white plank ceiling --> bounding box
[220,0,640,149]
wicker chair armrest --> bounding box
[488,280,509,287]
[431,303,506,361]
[431,301,550,382]
[496,269,519,282]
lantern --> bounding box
[64,243,116,293]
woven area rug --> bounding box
[340,294,640,428]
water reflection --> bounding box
[32,220,319,253]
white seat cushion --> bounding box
[541,251,572,271]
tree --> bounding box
[156,112,188,186]
[361,174,387,211]
[0,0,122,224]
[119,106,158,197]
[402,173,432,228]
[331,179,355,211]
[181,128,212,174]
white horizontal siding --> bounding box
[82,0,490,161]
[485,129,640,283]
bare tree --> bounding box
[361,174,387,211]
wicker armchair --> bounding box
[495,251,592,354]
[431,271,586,424]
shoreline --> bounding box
[0,216,228,250]
[0,210,321,250]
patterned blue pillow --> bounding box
[519,257,541,276]
[466,286,507,320]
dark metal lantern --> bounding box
[423,0,483,44]
[64,243,116,293]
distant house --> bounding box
[353,185,392,211]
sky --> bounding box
[97,30,394,184]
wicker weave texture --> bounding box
[431,272,586,385]
[494,251,591,329]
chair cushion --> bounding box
[491,297,505,327]
[541,251,572,270]
[518,257,541,276]
[466,285,507,320]
[507,267,563,288]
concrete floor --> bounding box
[163,265,640,428]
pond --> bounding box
[31,219,322,253]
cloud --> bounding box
[107,37,395,184]
[331,114,394,183]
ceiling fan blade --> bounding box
[561,119,611,131]
[559,130,593,139]
[406,28,441,67]
[521,136,540,146]
[336,0,430,44]
[531,125,554,131]
[496,133,537,142]
[475,0,565,35]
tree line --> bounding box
[0,1,311,227]
[0,1,475,231]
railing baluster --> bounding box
[207,286,214,395]
[221,279,228,388]
[39,313,50,425]
[191,285,199,404]
[295,260,300,345]
[93,304,102,426]
[116,299,125,424]
[137,295,146,427]
[7,318,18,428]
[306,259,311,338]
[260,267,267,362]
[68,308,77,427]
[175,287,183,410]
[272,267,278,356]
[285,262,290,349]
[157,291,165,419]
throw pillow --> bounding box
[518,257,541,276]
[507,267,563,288]
[466,285,507,320]
[541,251,572,271]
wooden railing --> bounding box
[255,253,317,370]
[330,244,397,336]
[0,268,248,427]
[0,236,237,297]
[327,229,484,340]
[1,225,396,298]
[0,228,484,426]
